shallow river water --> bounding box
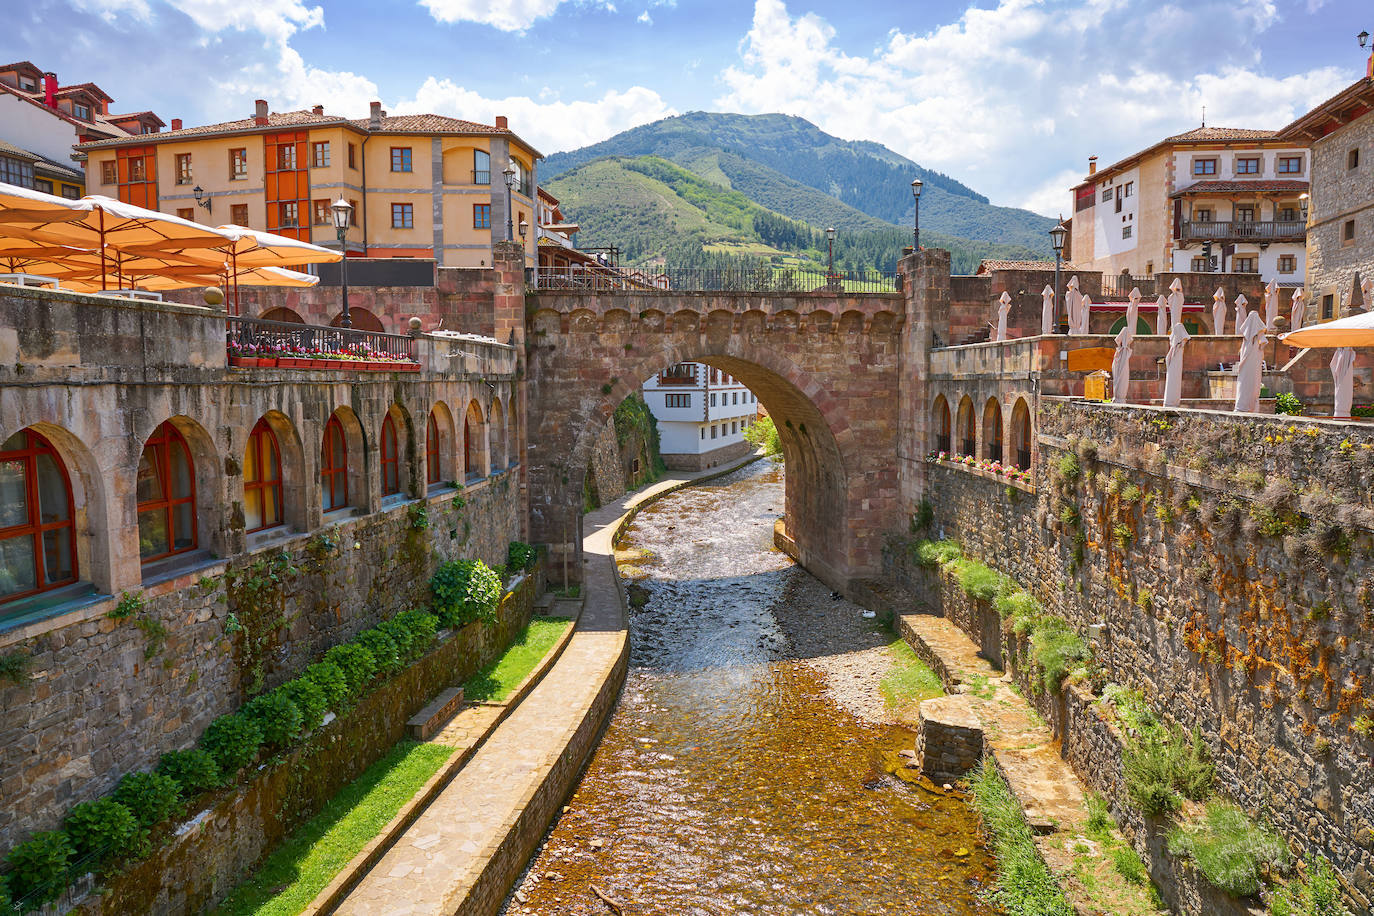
[503,461,998,916]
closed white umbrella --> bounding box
[1077,294,1093,334]
[1163,322,1191,407]
[1168,277,1185,328]
[1212,287,1227,333]
[1066,275,1082,335]
[1331,347,1356,417]
[995,291,1011,341]
[1041,285,1055,335]
[1234,293,1249,329]
[1264,278,1280,331]
[1155,295,1168,334]
[1234,311,1267,412]
[1111,324,1133,403]
[1290,288,1307,333]
[1126,287,1141,335]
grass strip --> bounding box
[462,617,573,703]
[213,740,451,916]
[879,639,944,710]
[968,761,1075,916]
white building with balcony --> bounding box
[642,363,758,470]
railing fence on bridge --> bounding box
[533,265,901,294]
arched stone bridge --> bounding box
[525,283,917,590]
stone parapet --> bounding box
[916,695,983,783]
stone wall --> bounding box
[586,419,625,508]
[661,439,751,471]
[1306,111,1374,314]
[905,400,1374,909]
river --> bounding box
[502,460,998,916]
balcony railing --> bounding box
[534,265,901,294]
[472,169,490,185]
[1178,220,1305,242]
[1101,275,1157,298]
[226,315,417,368]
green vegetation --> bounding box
[743,415,781,457]
[64,797,143,865]
[212,741,451,916]
[1275,392,1304,416]
[1057,452,1082,482]
[462,617,573,704]
[967,762,1075,916]
[955,559,1009,601]
[429,559,502,629]
[614,392,668,488]
[200,713,264,776]
[912,538,962,568]
[245,689,306,748]
[506,541,538,573]
[1270,856,1353,916]
[4,830,72,907]
[878,639,943,710]
[1123,724,1215,817]
[1168,803,1288,897]
[157,748,223,794]
[1028,617,1090,694]
[112,772,183,828]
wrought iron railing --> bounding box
[472,169,490,185]
[1100,275,1157,298]
[1179,220,1304,242]
[533,265,901,294]
[936,434,951,454]
[226,315,416,363]
[1017,448,1031,471]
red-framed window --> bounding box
[0,429,77,605]
[426,412,441,485]
[244,419,283,532]
[137,421,196,562]
[464,403,483,480]
[321,416,348,512]
[381,414,400,496]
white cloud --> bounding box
[637,10,651,24]
[716,0,1346,214]
[392,77,677,153]
[418,0,619,31]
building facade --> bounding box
[642,363,759,470]
[77,100,541,268]
[1277,65,1374,321]
[1069,127,1309,283]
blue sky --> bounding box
[8,0,1371,215]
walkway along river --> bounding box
[501,461,999,916]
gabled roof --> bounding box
[1170,179,1309,197]
[0,139,40,161]
[1275,77,1374,142]
[107,110,167,128]
[976,259,1060,273]
[1075,126,1297,190]
[54,82,112,103]
[0,61,43,77]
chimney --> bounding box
[312,104,324,116]
[1088,155,1098,176]
[495,115,508,130]
[369,100,382,130]
[254,99,269,126]
[170,118,182,131]
[43,72,57,108]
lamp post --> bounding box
[911,178,923,251]
[826,226,836,288]
[503,163,516,242]
[192,185,212,214]
[330,197,354,329]
[519,216,528,239]
[1049,216,1068,333]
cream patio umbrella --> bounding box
[42,262,320,294]
[212,224,341,315]
[1280,310,1374,347]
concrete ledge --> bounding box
[406,688,465,741]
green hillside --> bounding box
[545,155,1042,275]
[542,112,1055,254]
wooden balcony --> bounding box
[1178,220,1305,243]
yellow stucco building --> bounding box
[77,100,541,268]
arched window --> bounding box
[490,400,506,471]
[464,401,484,482]
[474,149,490,183]
[956,397,976,457]
[260,307,305,324]
[426,412,441,485]
[933,396,951,454]
[983,398,1004,463]
[0,429,77,603]
[330,307,384,333]
[137,421,196,562]
[321,416,348,512]
[244,419,283,532]
[1011,399,1033,471]
[381,414,400,497]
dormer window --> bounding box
[18,77,36,92]
[73,103,91,121]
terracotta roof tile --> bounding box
[0,139,40,161]
[76,109,345,148]
[1170,179,1309,196]
[352,113,507,134]
[976,259,1063,273]
[1165,126,1277,142]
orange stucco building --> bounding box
[76,100,541,268]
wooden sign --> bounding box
[1066,347,1114,373]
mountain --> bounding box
[544,155,1044,275]
[542,112,1055,254]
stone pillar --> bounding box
[491,240,530,540]
[917,695,983,783]
[899,248,950,517]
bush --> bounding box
[1275,392,1304,416]
[303,660,350,709]
[430,559,502,629]
[967,762,1075,916]
[112,771,184,827]
[1029,616,1090,693]
[200,712,263,775]
[283,677,327,734]
[506,540,538,572]
[356,627,401,676]
[394,610,439,658]
[0,876,10,916]
[994,589,1041,625]
[4,830,73,906]
[1057,452,1081,482]
[378,617,417,662]
[324,643,377,696]
[1168,803,1288,897]
[157,748,222,795]
[1112,845,1148,885]
[913,539,962,568]
[65,798,144,864]
[1123,729,1183,816]
[1084,792,1112,838]
[955,559,1008,601]
[1270,855,1352,916]
[244,689,304,748]
[743,414,781,456]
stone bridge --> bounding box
[523,264,935,590]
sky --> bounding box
[8,0,1371,216]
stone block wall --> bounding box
[586,419,626,508]
[916,695,983,783]
[1306,112,1374,313]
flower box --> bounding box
[312,359,329,369]
[279,357,309,369]
[229,356,258,368]
[258,357,277,368]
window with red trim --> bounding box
[426,412,441,485]
[321,416,348,512]
[381,415,400,496]
[244,419,283,532]
[0,429,77,605]
[137,421,196,562]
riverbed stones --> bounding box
[916,695,983,783]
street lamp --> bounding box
[503,163,517,242]
[330,197,354,329]
[192,185,211,214]
[826,226,836,283]
[1299,192,1310,224]
[911,178,923,251]
[1359,29,1369,49]
[1049,216,1068,333]
[518,216,528,239]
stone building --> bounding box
[1276,63,1374,320]
[642,362,758,470]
